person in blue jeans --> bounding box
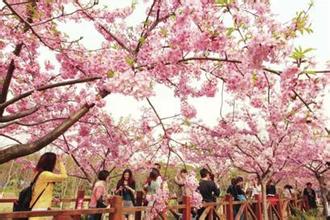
[115,169,136,220]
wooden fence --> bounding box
[0,192,307,220]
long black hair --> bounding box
[36,152,57,172]
[117,169,135,187]
[149,168,160,181]
[98,170,110,181]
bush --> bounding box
[289,208,319,220]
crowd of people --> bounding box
[20,152,322,220]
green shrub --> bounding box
[289,208,319,220]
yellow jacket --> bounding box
[29,162,67,216]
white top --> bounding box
[283,188,292,199]
[251,185,261,197]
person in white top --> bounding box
[283,185,294,200]
[144,168,162,206]
[250,177,261,198]
[174,169,188,204]
[153,163,163,183]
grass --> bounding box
[288,208,325,220]
[0,192,15,212]
[0,203,12,212]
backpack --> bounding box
[13,171,49,218]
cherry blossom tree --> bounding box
[293,136,329,217]
[192,66,328,217]
[0,0,109,163]
[50,110,142,183]
[184,3,330,218]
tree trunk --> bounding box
[317,175,329,217]
[261,180,269,220]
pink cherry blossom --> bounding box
[181,101,197,119]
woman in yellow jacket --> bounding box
[29,152,67,220]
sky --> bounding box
[272,0,330,64]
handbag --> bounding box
[96,196,107,208]
[237,194,246,201]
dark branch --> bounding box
[0,107,39,123]
[0,76,101,109]
[0,91,110,164]
[0,134,23,144]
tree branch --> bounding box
[0,91,109,164]
[146,98,166,132]
[263,71,271,104]
[228,154,256,174]
[0,106,39,123]
[31,2,98,27]
[178,57,241,64]
[0,43,23,116]
[134,0,158,54]
[3,0,54,49]
[62,135,92,183]
[292,89,313,113]
[254,134,265,146]
[0,76,101,110]
[263,68,281,75]
[0,134,23,144]
[14,118,67,127]
[0,0,36,117]
[235,144,265,173]
[78,4,131,52]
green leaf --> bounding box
[308,0,314,8]
[292,8,313,36]
[215,0,233,6]
[251,72,258,84]
[111,44,120,50]
[131,0,137,10]
[303,48,315,54]
[187,143,197,150]
[226,27,235,36]
[183,119,191,126]
[107,70,115,78]
[160,28,168,37]
[125,56,135,67]
[216,0,226,4]
[304,70,316,74]
[138,36,146,45]
[143,20,152,26]
[290,46,314,61]
[170,14,176,20]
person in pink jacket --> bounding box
[88,170,110,220]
